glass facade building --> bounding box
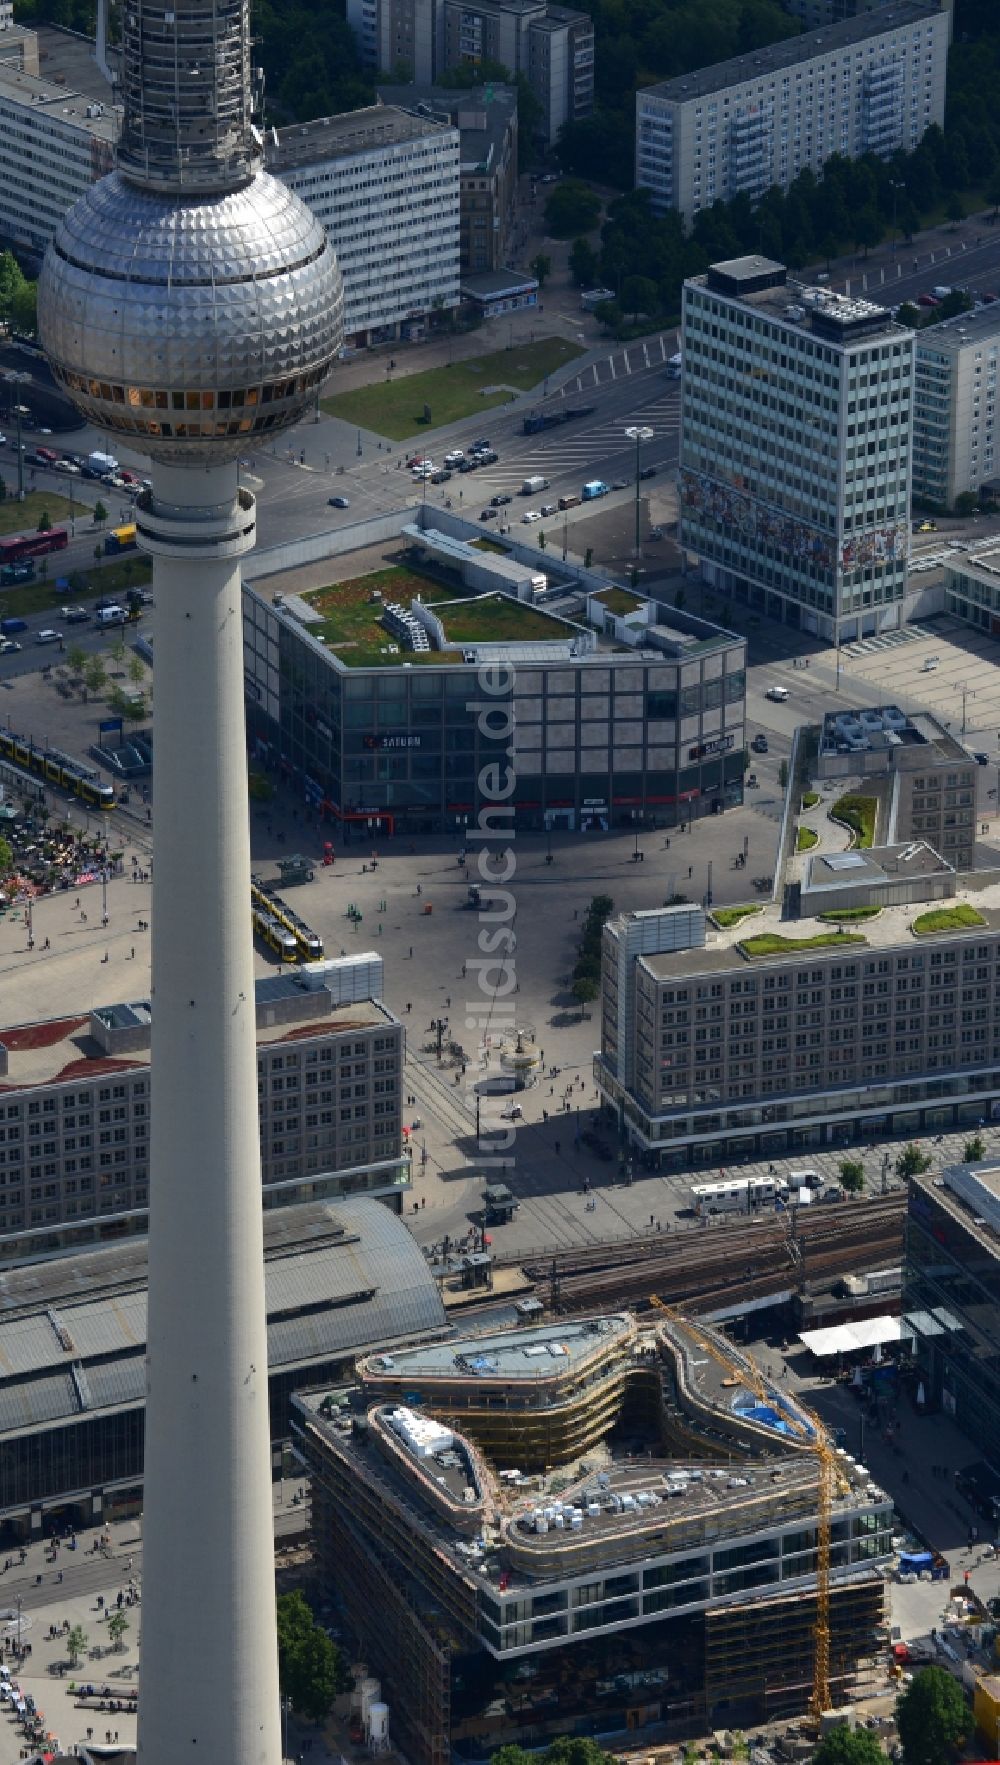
[905,1167,1000,1469]
[243,584,747,833]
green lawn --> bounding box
[832,792,877,848]
[911,904,987,935]
[594,587,644,615]
[740,931,868,958]
[0,491,80,537]
[320,337,585,440]
[437,593,566,645]
[796,826,819,852]
[302,567,464,666]
[711,904,762,928]
[802,790,820,809]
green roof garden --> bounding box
[299,568,572,667]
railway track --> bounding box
[518,1195,906,1315]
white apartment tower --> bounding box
[636,0,949,224]
[269,106,460,345]
[0,66,115,254]
[912,304,1000,512]
[680,255,915,642]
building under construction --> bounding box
[292,1313,891,1765]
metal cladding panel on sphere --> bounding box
[38,171,344,465]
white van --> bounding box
[790,1168,822,1189]
[36,628,62,645]
[765,684,789,702]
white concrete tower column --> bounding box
[136,464,280,1765]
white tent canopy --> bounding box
[798,1315,909,1358]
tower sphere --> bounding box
[38,169,344,467]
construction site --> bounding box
[292,1309,893,1765]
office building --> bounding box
[905,1163,1000,1468]
[786,0,922,25]
[596,827,1000,1169]
[636,2,949,225]
[0,63,115,254]
[0,1195,447,1540]
[680,255,914,642]
[378,82,518,273]
[243,527,747,833]
[293,1311,891,1765]
[816,704,977,872]
[0,965,406,1261]
[912,304,1000,511]
[940,540,1000,638]
[269,106,460,346]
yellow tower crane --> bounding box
[649,1295,843,1720]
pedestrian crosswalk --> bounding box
[480,393,682,491]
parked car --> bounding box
[917,293,940,307]
[639,464,658,480]
[611,478,629,491]
[328,495,350,508]
[521,509,542,524]
[491,493,512,507]
[751,733,769,754]
[479,508,498,522]
[0,638,21,654]
[765,685,789,702]
[540,503,558,517]
[974,752,990,766]
[914,520,937,532]
[61,606,90,623]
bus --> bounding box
[690,1175,788,1216]
[0,528,69,566]
[0,725,115,810]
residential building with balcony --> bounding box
[635,1,948,225]
[912,304,1000,512]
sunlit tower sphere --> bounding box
[37,0,344,463]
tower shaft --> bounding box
[118,0,256,193]
[138,464,280,1765]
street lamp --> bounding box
[625,425,653,560]
[3,371,31,502]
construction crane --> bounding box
[649,1294,844,1720]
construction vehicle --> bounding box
[648,1294,845,1719]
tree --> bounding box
[83,655,107,697]
[276,1591,348,1727]
[128,653,146,687]
[621,274,659,320]
[537,530,546,550]
[110,635,127,666]
[778,759,789,788]
[964,1135,985,1163]
[107,1610,129,1651]
[530,252,552,287]
[93,500,108,526]
[839,1159,865,1194]
[896,1143,932,1179]
[36,510,51,533]
[66,1624,88,1668]
[544,180,601,239]
[896,1666,967,1765]
[573,974,598,1011]
[945,191,966,225]
[989,169,1000,219]
[584,548,593,568]
[814,1725,886,1765]
[0,835,12,878]
[66,642,87,676]
[569,236,599,287]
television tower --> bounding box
[37,6,344,1762]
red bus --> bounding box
[0,528,69,564]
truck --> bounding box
[520,475,550,496]
[665,351,683,379]
[0,617,27,636]
[95,604,127,627]
[87,450,119,477]
[105,523,137,555]
[582,480,610,500]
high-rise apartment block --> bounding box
[269,106,460,346]
[680,255,914,643]
[636,1,948,224]
[349,0,593,145]
[912,304,1000,512]
[596,843,1000,1170]
[0,966,406,1261]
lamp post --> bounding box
[3,373,31,501]
[625,424,653,560]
